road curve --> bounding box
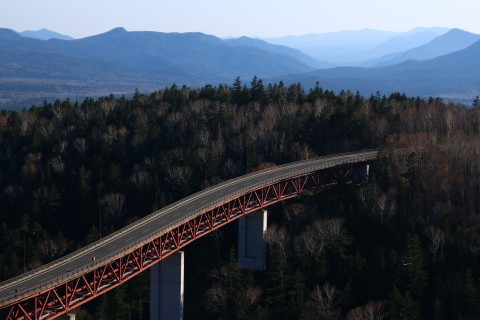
[0,149,377,308]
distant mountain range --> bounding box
[0,26,479,108]
[263,27,450,66]
[224,36,331,69]
[0,27,315,108]
[20,28,74,40]
[366,28,480,67]
[271,37,480,102]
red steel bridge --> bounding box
[0,150,377,320]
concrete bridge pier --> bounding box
[59,314,75,320]
[238,209,268,270]
[150,251,184,320]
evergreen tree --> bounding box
[265,249,288,319]
[232,77,249,105]
[250,76,267,103]
[400,234,428,299]
[386,287,421,320]
[463,268,480,318]
[284,270,308,320]
[472,96,480,108]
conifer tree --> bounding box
[386,287,420,320]
[400,234,428,299]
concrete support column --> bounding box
[238,209,267,270]
[150,251,184,320]
[59,314,75,320]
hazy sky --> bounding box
[2,0,480,38]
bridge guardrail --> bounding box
[0,150,377,307]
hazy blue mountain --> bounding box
[225,36,331,69]
[264,29,399,49]
[373,28,480,67]
[264,27,448,49]
[0,27,313,108]
[60,28,313,78]
[367,30,443,56]
[20,28,74,40]
[331,30,447,67]
[402,27,450,36]
[359,30,451,67]
[263,27,449,65]
[0,28,22,41]
[272,39,480,102]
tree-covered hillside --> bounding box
[1,79,480,319]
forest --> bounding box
[1,77,480,319]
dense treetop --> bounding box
[1,79,480,319]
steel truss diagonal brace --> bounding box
[0,163,369,320]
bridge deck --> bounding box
[0,150,377,315]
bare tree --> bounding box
[295,218,345,258]
[358,185,373,204]
[22,153,42,177]
[315,218,344,248]
[347,301,385,320]
[19,111,36,136]
[283,203,308,234]
[197,129,211,147]
[373,192,397,225]
[205,283,227,312]
[37,239,62,259]
[99,193,126,223]
[76,106,90,127]
[294,230,322,257]
[100,99,115,119]
[50,156,65,174]
[307,283,340,320]
[52,104,65,122]
[103,125,118,144]
[292,142,316,160]
[167,166,193,188]
[264,224,288,259]
[313,99,328,118]
[130,133,146,148]
[283,203,307,225]
[442,108,455,137]
[425,225,445,258]
[133,108,148,127]
[129,168,152,189]
[74,138,88,156]
[222,158,240,179]
[37,235,69,260]
[38,118,53,141]
[0,114,8,131]
[55,140,68,155]
[244,286,262,305]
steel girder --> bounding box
[1,164,360,320]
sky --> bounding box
[2,0,480,39]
